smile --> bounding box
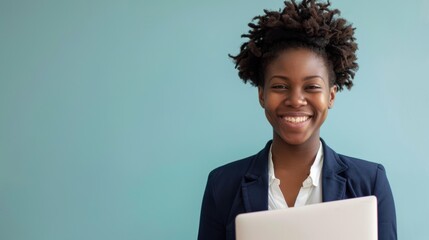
[282,116,311,123]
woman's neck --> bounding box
[271,134,321,170]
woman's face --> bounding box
[258,48,337,147]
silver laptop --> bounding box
[236,196,377,240]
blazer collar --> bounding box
[241,141,271,212]
[240,139,349,212]
[321,138,349,202]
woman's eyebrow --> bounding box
[269,75,325,81]
[304,75,325,81]
[269,75,289,81]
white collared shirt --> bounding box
[268,142,324,209]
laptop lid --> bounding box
[235,196,377,240]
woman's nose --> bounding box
[285,89,307,108]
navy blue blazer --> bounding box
[198,139,397,240]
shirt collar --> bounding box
[268,141,324,187]
[268,144,276,185]
[309,142,324,187]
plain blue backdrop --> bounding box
[1,0,428,239]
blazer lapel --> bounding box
[240,139,349,211]
[321,139,348,202]
[241,141,271,212]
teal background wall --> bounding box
[1,0,428,239]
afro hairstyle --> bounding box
[229,0,358,91]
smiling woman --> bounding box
[260,48,335,150]
[198,1,397,240]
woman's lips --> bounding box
[279,115,312,127]
[283,116,310,123]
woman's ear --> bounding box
[258,86,265,109]
[328,85,337,109]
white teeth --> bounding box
[283,116,309,123]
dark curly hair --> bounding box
[229,0,358,91]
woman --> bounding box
[198,1,397,240]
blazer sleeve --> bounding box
[374,164,397,240]
[198,171,226,240]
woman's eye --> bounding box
[272,85,288,89]
[306,85,321,90]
